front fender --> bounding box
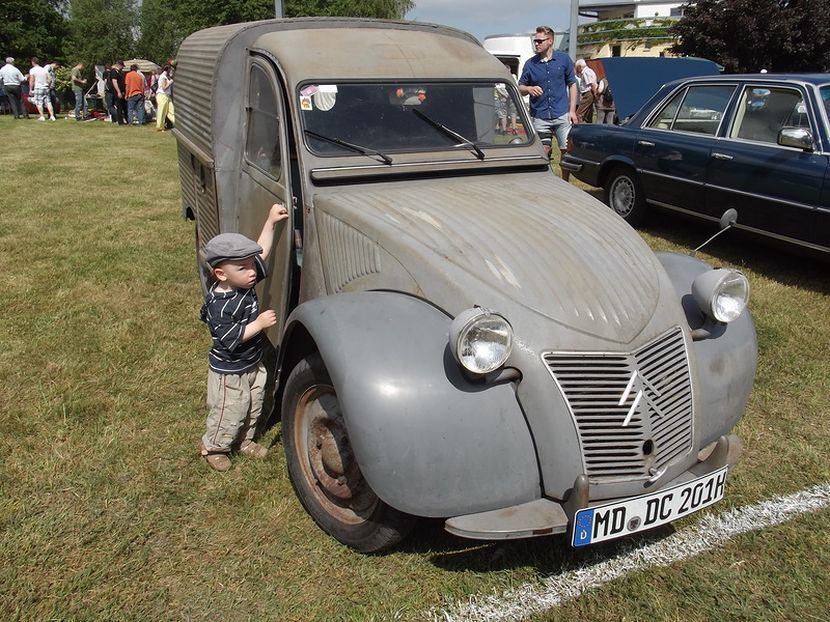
[281,291,541,517]
[656,252,757,446]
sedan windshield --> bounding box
[299,81,530,156]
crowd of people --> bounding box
[99,60,176,130]
[0,56,175,131]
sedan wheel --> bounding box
[282,353,415,552]
[605,166,647,226]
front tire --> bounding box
[282,353,415,553]
[604,165,647,226]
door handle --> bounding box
[711,152,733,161]
[637,140,655,147]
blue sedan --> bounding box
[562,74,830,255]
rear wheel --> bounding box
[604,165,647,226]
[282,353,415,552]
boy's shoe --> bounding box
[38,116,46,121]
[200,442,232,472]
[49,116,56,121]
[239,440,268,459]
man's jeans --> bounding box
[105,91,114,122]
[127,94,145,124]
[73,88,88,120]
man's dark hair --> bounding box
[31,56,39,65]
[130,64,139,71]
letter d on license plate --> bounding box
[571,466,728,547]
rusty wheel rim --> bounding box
[293,384,378,525]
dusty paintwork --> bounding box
[174,18,757,552]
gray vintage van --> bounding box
[174,18,757,553]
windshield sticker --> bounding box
[300,85,319,96]
[318,84,338,93]
[300,96,312,111]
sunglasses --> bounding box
[533,38,550,44]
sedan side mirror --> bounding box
[778,127,814,151]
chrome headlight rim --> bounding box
[692,268,750,323]
[449,307,514,375]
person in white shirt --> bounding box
[0,57,27,118]
[155,64,175,131]
[28,57,56,121]
[575,59,598,124]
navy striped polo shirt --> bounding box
[200,256,268,374]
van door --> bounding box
[237,55,293,344]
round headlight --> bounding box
[449,308,513,374]
[692,269,750,323]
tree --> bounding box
[0,0,68,63]
[135,0,416,65]
[65,0,137,66]
[136,0,186,63]
[671,0,830,73]
[285,0,415,19]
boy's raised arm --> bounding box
[257,202,290,261]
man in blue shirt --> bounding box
[518,26,578,180]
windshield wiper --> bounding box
[412,108,485,160]
[303,130,393,165]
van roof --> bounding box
[175,18,508,158]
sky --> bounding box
[404,0,577,42]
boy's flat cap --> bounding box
[204,233,262,267]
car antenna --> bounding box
[693,208,738,256]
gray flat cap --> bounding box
[204,232,262,267]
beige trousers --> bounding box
[202,363,267,453]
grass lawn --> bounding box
[0,116,828,621]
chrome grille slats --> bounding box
[544,326,694,482]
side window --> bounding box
[730,86,808,144]
[245,65,281,179]
[672,85,734,135]
[648,88,685,129]
[648,85,733,135]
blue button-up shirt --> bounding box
[519,51,576,120]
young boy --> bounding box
[200,203,289,471]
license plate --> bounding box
[571,466,728,547]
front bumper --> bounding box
[444,433,741,540]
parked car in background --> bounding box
[175,18,756,553]
[20,83,61,116]
[563,74,830,255]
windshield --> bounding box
[299,81,530,156]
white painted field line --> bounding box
[432,482,830,622]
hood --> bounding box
[313,173,662,343]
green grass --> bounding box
[0,115,828,621]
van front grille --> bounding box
[543,326,694,482]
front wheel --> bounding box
[282,353,415,553]
[604,165,647,226]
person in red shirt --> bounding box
[124,64,145,125]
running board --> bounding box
[445,499,569,540]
